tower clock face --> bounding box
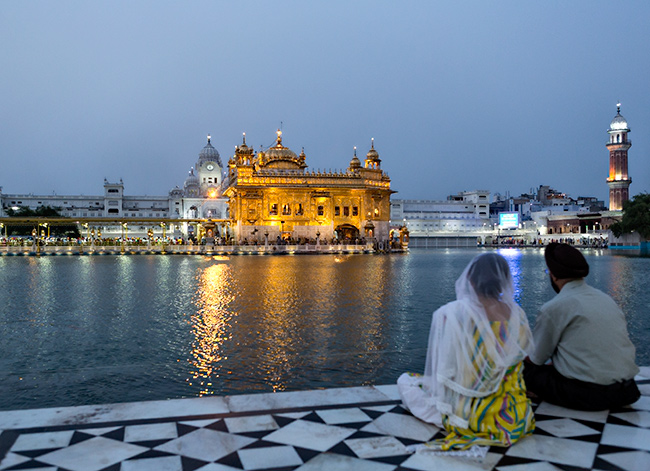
[206,164,214,171]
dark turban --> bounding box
[545,243,589,279]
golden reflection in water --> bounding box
[188,263,235,396]
[354,257,389,374]
[256,258,298,392]
[255,256,390,391]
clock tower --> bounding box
[196,134,223,196]
[606,104,632,211]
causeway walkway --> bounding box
[1,367,649,471]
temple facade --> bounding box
[223,131,394,244]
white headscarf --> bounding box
[422,253,534,428]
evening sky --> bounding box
[1,1,649,203]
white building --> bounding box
[391,190,491,234]
[0,136,229,239]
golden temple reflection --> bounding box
[188,262,235,396]
[255,257,300,392]
[351,256,390,367]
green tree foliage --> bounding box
[6,205,61,217]
[610,193,650,239]
[4,206,80,237]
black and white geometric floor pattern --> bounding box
[1,369,649,471]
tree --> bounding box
[610,193,650,239]
[6,205,62,217]
[4,206,80,237]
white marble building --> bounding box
[0,136,229,238]
[390,190,491,234]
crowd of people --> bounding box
[488,236,609,247]
[0,236,190,247]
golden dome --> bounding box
[259,130,306,169]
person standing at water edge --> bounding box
[524,243,640,410]
[398,253,535,454]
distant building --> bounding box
[606,103,632,211]
[0,136,229,238]
[390,191,491,246]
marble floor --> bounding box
[1,367,649,471]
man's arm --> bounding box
[529,308,563,365]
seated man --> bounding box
[524,243,640,411]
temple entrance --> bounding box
[335,224,360,242]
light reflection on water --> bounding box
[0,248,648,411]
[497,248,524,303]
[189,263,234,395]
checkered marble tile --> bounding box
[0,378,648,471]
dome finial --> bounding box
[276,129,282,145]
[617,102,621,113]
[207,134,211,144]
[354,146,357,156]
[371,137,375,149]
[242,132,246,145]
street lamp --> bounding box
[121,222,128,253]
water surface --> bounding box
[0,248,647,410]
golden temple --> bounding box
[223,130,394,244]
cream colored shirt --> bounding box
[530,279,639,385]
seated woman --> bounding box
[398,253,535,454]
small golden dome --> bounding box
[350,147,361,169]
[366,138,380,161]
